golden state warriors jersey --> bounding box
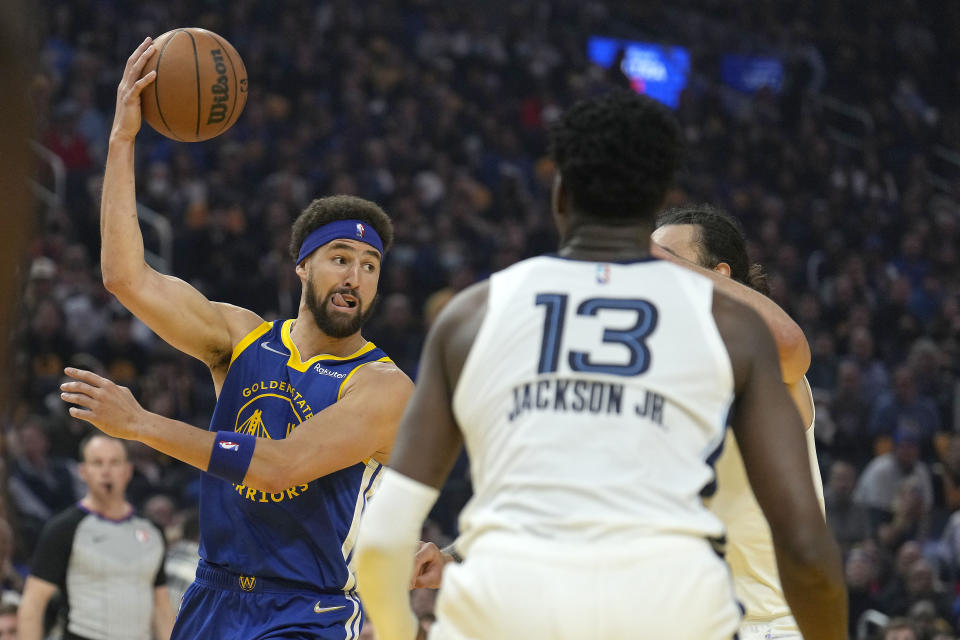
[199,319,389,591]
[708,377,825,623]
[452,256,735,552]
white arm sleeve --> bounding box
[355,468,439,640]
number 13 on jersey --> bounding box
[535,293,659,377]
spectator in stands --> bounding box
[887,558,954,621]
[879,541,924,617]
[909,601,954,640]
[829,360,872,465]
[825,460,872,553]
[869,366,941,453]
[846,546,882,638]
[848,327,890,403]
[23,299,75,404]
[854,427,933,525]
[883,618,919,640]
[87,308,148,388]
[7,417,78,556]
[877,479,931,551]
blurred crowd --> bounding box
[3,0,959,638]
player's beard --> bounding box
[305,279,378,338]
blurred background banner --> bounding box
[587,36,691,108]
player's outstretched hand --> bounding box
[61,368,146,441]
[111,37,157,142]
[410,541,453,590]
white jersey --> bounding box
[452,256,735,552]
[708,377,825,624]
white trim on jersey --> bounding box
[343,592,362,639]
[340,460,383,591]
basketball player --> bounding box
[409,207,815,591]
[653,204,824,640]
[59,39,412,639]
[354,91,845,640]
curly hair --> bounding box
[656,203,769,294]
[289,195,394,262]
[549,90,683,222]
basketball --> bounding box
[139,28,247,142]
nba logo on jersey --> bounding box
[356,223,366,238]
[596,263,611,285]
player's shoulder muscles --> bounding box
[339,358,414,463]
[341,358,413,404]
[430,279,490,390]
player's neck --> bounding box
[289,316,367,359]
[559,221,654,262]
[81,495,132,521]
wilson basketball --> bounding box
[139,28,248,142]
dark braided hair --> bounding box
[656,204,769,294]
[549,90,683,223]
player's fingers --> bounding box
[132,70,157,94]
[64,367,108,387]
[131,44,157,76]
[60,391,96,408]
[125,37,152,69]
[60,380,99,396]
[412,545,432,564]
[68,406,96,422]
[411,567,441,590]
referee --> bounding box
[18,434,175,640]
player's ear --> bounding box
[295,260,308,279]
[714,262,731,277]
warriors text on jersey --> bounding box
[452,256,736,551]
[200,319,389,591]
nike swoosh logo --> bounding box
[314,603,346,614]
[261,342,289,356]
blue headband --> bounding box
[296,219,384,264]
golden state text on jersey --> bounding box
[200,319,390,591]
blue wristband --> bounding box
[207,431,256,484]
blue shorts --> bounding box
[171,561,364,640]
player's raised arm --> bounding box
[102,39,261,376]
[713,291,846,639]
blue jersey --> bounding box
[198,319,389,591]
